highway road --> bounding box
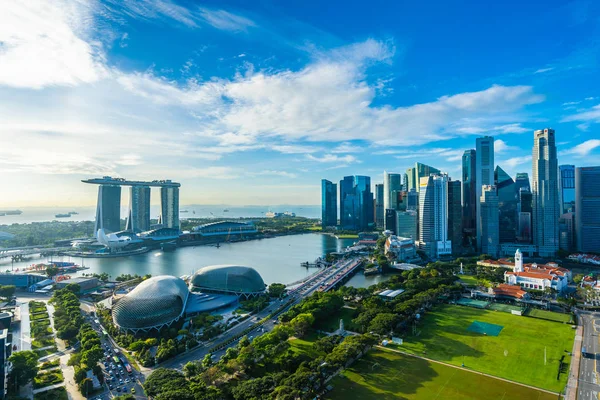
[157,257,362,372]
[578,311,600,400]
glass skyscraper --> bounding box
[461,149,476,247]
[375,183,384,228]
[575,166,600,253]
[126,186,151,233]
[321,179,338,228]
[447,179,462,254]
[559,165,575,214]
[383,172,402,230]
[495,166,517,243]
[475,136,494,251]
[480,185,499,257]
[160,186,180,229]
[532,128,559,257]
[339,175,373,231]
[95,185,122,233]
[418,174,451,258]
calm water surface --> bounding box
[4,234,370,285]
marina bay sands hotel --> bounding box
[82,177,181,234]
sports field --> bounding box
[326,348,557,400]
[398,304,575,392]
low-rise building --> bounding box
[503,249,570,292]
[55,277,100,292]
[491,284,530,300]
[377,289,405,301]
[384,236,417,262]
[568,253,600,266]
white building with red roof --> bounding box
[503,249,570,292]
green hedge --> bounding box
[34,387,68,400]
[33,370,64,388]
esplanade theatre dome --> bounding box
[190,265,266,296]
[113,275,189,333]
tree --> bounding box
[268,283,286,298]
[81,345,103,367]
[289,313,315,337]
[45,266,60,278]
[78,378,94,396]
[8,351,38,387]
[368,313,397,335]
[574,274,584,285]
[183,361,202,378]
[144,368,189,397]
[64,283,81,295]
[0,285,16,299]
[201,353,213,369]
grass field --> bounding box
[525,308,574,324]
[397,304,574,392]
[327,348,558,400]
[315,307,358,333]
[458,275,479,287]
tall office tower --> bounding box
[340,176,374,231]
[94,184,121,234]
[407,162,441,192]
[375,184,384,228]
[495,166,517,243]
[396,210,418,239]
[480,185,499,257]
[383,172,402,229]
[392,190,408,211]
[407,189,418,211]
[462,149,477,247]
[575,167,600,253]
[532,128,559,257]
[418,174,451,258]
[0,327,7,400]
[559,212,575,252]
[126,186,151,233]
[517,188,533,243]
[385,209,397,234]
[559,165,576,214]
[321,179,338,228]
[475,136,494,251]
[514,173,531,194]
[160,186,180,229]
[447,179,462,254]
[402,173,409,192]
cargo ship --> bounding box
[0,210,23,216]
[55,213,71,218]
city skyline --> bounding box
[2,0,600,208]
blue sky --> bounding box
[1,0,599,207]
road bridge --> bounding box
[0,246,70,259]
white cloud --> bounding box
[331,142,363,153]
[197,7,256,32]
[250,170,298,178]
[270,145,322,154]
[585,97,597,101]
[501,155,532,169]
[562,101,581,106]
[392,148,464,162]
[119,32,129,48]
[494,139,519,153]
[305,154,358,163]
[534,67,554,74]
[0,0,106,89]
[561,140,600,156]
[562,104,600,125]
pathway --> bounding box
[47,303,68,352]
[32,382,66,394]
[60,353,86,400]
[375,346,560,396]
[565,314,582,400]
[15,300,33,399]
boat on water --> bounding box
[180,210,189,213]
[69,211,79,215]
[223,209,230,212]
[0,209,23,216]
[55,213,71,218]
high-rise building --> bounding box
[383,172,402,210]
[407,189,419,210]
[532,128,559,257]
[514,173,531,194]
[559,165,576,214]
[402,173,409,192]
[339,175,374,231]
[407,162,441,192]
[418,174,451,258]
[126,186,151,233]
[462,149,477,247]
[495,166,517,243]
[160,186,180,229]
[321,179,338,228]
[559,212,575,252]
[517,187,533,243]
[375,183,384,228]
[94,184,122,233]
[396,210,418,240]
[385,209,397,234]
[575,166,600,253]
[475,136,494,251]
[447,179,462,254]
[480,185,499,257]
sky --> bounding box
[1,0,599,208]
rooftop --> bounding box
[82,176,180,187]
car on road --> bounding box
[131,388,136,394]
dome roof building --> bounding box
[190,265,266,298]
[112,275,189,333]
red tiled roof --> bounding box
[493,284,528,299]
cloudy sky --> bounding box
[1,0,599,207]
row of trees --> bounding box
[0,220,96,247]
[50,288,84,342]
[68,323,104,395]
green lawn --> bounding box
[336,234,359,239]
[525,308,574,324]
[33,370,64,388]
[397,304,574,392]
[458,274,479,287]
[326,348,558,400]
[289,333,324,359]
[34,387,68,400]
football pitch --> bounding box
[398,304,575,392]
[326,348,558,400]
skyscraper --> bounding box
[385,209,397,234]
[575,166,600,253]
[94,184,122,233]
[321,179,338,228]
[532,128,559,257]
[447,179,462,254]
[418,174,451,258]
[375,183,384,228]
[396,210,418,240]
[462,149,476,247]
[514,173,531,194]
[126,185,151,233]
[480,185,499,257]
[517,188,533,243]
[407,189,418,211]
[475,136,494,251]
[495,166,517,243]
[383,172,402,228]
[407,162,441,192]
[160,186,180,229]
[339,175,374,231]
[559,165,576,214]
